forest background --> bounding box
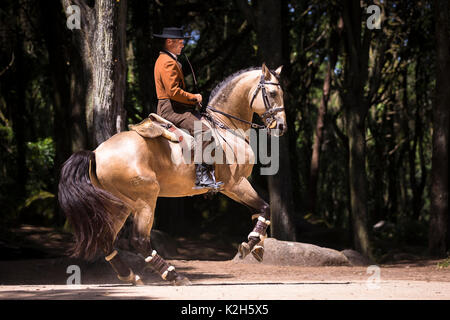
[0,0,448,261]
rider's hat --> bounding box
[153,27,191,39]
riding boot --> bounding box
[193,130,223,189]
[195,163,222,188]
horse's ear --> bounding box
[275,65,283,76]
[262,62,271,79]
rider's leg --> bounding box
[156,99,222,188]
[193,128,222,188]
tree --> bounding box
[340,0,372,258]
[62,0,127,148]
[39,1,72,177]
[429,0,449,257]
[236,0,297,241]
[308,13,343,214]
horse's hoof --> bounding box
[134,275,145,286]
[238,242,250,259]
[251,245,264,262]
[172,275,192,286]
[118,270,144,286]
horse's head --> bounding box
[249,63,287,136]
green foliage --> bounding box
[25,138,55,193]
[437,257,450,269]
[0,123,18,224]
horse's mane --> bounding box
[208,66,281,105]
[208,67,260,104]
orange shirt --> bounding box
[154,51,197,105]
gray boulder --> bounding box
[340,249,374,266]
[233,238,350,266]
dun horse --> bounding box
[58,63,286,285]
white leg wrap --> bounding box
[248,232,267,241]
[144,250,157,263]
[161,266,175,280]
[248,231,261,240]
[258,216,271,225]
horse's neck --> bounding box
[210,74,254,132]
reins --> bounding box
[204,105,265,130]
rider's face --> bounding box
[166,38,185,56]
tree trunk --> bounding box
[40,1,72,173]
[308,61,331,214]
[129,0,157,116]
[62,0,127,148]
[40,1,74,225]
[308,16,342,213]
[236,0,296,240]
[10,24,27,201]
[345,108,371,255]
[429,0,449,257]
[257,0,296,241]
[341,0,372,258]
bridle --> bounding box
[249,73,284,128]
[205,71,284,130]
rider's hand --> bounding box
[194,94,203,104]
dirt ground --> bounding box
[1,225,449,300]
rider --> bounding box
[153,27,222,189]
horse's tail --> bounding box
[58,150,127,260]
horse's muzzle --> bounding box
[267,119,286,137]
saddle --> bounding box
[128,113,195,149]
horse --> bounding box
[58,63,287,285]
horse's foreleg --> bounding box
[129,197,191,286]
[222,178,271,261]
[241,207,270,262]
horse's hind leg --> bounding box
[97,200,144,286]
[221,177,271,262]
[104,248,144,285]
[93,207,143,285]
[127,188,191,286]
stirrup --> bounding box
[193,181,223,190]
[193,163,223,190]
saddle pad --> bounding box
[148,113,195,144]
[129,114,195,153]
[128,117,179,142]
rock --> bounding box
[233,238,350,266]
[340,249,374,266]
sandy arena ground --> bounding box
[1,258,449,300]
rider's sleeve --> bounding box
[161,59,197,105]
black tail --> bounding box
[58,150,128,260]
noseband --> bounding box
[206,71,284,130]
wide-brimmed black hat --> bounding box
[153,27,191,39]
